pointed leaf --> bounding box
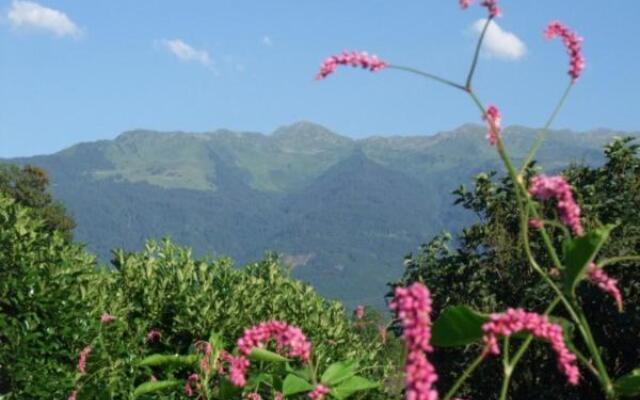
[562,225,614,293]
[330,376,379,400]
[614,369,640,397]
[133,380,182,398]
[432,305,489,347]
[137,354,199,367]
[249,347,288,363]
[321,360,359,385]
[282,374,314,396]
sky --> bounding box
[1,0,639,157]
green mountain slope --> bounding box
[5,122,638,307]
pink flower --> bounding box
[77,346,92,374]
[219,351,250,387]
[482,308,579,385]
[459,0,471,9]
[484,105,501,146]
[316,50,388,80]
[196,341,213,373]
[308,384,331,400]
[528,175,583,236]
[237,320,312,362]
[355,305,365,320]
[184,373,199,397]
[68,390,78,400]
[528,218,544,230]
[150,375,157,382]
[100,313,117,324]
[146,329,162,342]
[588,263,623,312]
[389,283,438,400]
[275,392,285,400]
[245,393,262,400]
[544,21,585,82]
[480,0,501,17]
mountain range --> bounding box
[5,122,638,307]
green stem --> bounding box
[466,17,493,89]
[443,351,487,400]
[519,83,573,175]
[499,366,513,400]
[388,65,466,91]
[597,255,640,269]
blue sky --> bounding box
[1,1,639,157]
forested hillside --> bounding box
[4,122,637,306]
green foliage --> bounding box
[0,194,97,398]
[391,137,640,399]
[431,306,488,348]
[0,164,76,241]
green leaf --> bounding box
[137,354,199,367]
[282,374,314,396]
[132,380,182,398]
[219,377,243,398]
[614,369,640,397]
[286,363,312,380]
[432,305,489,347]
[248,347,288,363]
[321,360,359,385]
[330,376,379,400]
[562,225,614,293]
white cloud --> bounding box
[262,35,273,47]
[471,19,526,61]
[8,1,81,37]
[162,39,212,67]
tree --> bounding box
[0,164,76,241]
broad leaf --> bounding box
[330,376,379,400]
[133,380,182,398]
[321,360,359,385]
[614,369,640,397]
[562,225,614,293]
[137,354,199,367]
[282,374,314,396]
[432,305,488,347]
[249,347,288,363]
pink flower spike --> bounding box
[236,320,312,362]
[529,218,544,230]
[246,393,263,400]
[544,21,585,82]
[100,313,117,324]
[68,390,78,400]
[316,50,388,80]
[146,329,162,342]
[308,384,330,400]
[389,282,438,400]
[219,351,250,387]
[77,346,92,374]
[355,305,365,320]
[480,0,501,17]
[528,175,583,236]
[588,263,624,312]
[482,308,579,385]
[459,0,472,9]
[484,105,502,146]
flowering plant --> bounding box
[317,1,639,399]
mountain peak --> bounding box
[271,121,353,152]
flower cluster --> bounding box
[196,340,213,373]
[184,373,200,397]
[77,346,92,374]
[219,350,250,387]
[587,263,623,312]
[389,282,438,400]
[100,313,117,324]
[237,320,312,361]
[482,308,579,385]
[355,305,365,320]
[528,175,583,236]
[308,384,330,400]
[146,329,162,342]
[459,0,500,17]
[544,21,585,82]
[245,393,262,400]
[484,105,502,146]
[316,51,388,80]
